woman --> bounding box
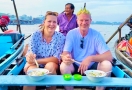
[23,11,65,90]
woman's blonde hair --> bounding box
[39,11,58,31]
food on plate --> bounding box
[28,70,45,76]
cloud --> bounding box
[0,0,131,22]
[73,0,132,22]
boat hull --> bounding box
[0,33,25,74]
[115,40,132,77]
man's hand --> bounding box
[61,54,73,65]
[78,56,92,75]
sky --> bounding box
[0,0,132,22]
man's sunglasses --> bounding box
[80,37,84,49]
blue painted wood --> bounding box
[0,36,12,43]
[112,66,130,78]
[0,86,8,90]
[0,36,13,57]
[0,42,24,74]
[116,58,132,73]
[7,58,26,75]
[10,36,24,49]
[0,75,132,87]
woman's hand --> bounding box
[78,56,92,75]
[24,62,35,73]
[26,52,36,64]
[61,54,73,65]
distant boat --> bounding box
[114,14,132,77]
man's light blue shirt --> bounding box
[63,28,110,67]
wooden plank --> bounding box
[0,75,132,87]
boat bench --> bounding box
[0,75,132,90]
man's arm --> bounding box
[92,32,113,62]
[86,50,112,62]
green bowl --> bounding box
[63,74,72,81]
[73,74,82,81]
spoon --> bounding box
[71,59,81,64]
[106,71,112,74]
[29,51,39,68]
[45,72,52,75]
[60,54,81,64]
[34,59,39,68]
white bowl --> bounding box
[84,70,107,83]
[27,68,49,82]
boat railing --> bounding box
[106,14,132,44]
[10,35,24,49]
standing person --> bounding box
[60,7,112,90]
[58,3,78,36]
[23,11,65,90]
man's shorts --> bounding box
[72,62,98,75]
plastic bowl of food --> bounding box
[73,74,82,81]
[84,70,107,83]
[27,68,49,82]
[63,74,72,81]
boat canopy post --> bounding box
[106,14,132,44]
[11,0,22,33]
[84,3,86,8]
[119,28,121,43]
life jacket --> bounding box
[117,39,132,56]
[0,15,10,27]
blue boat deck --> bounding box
[0,65,132,90]
[0,75,132,90]
[0,75,132,87]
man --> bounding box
[58,3,78,36]
[60,7,112,90]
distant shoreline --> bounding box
[8,23,122,25]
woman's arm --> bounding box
[37,57,59,65]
